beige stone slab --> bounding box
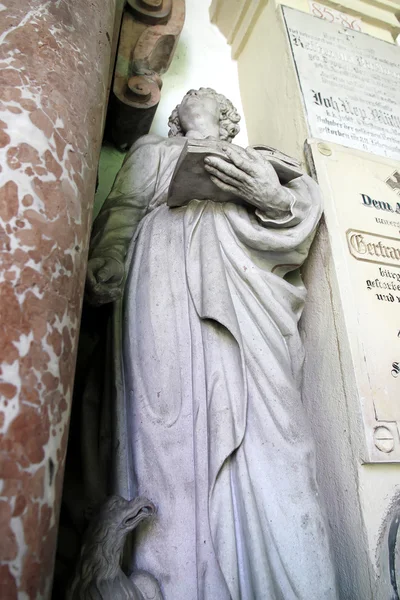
[308,140,400,462]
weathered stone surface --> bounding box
[0,1,116,597]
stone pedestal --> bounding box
[0,1,116,597]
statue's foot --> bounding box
[131,570,163,600]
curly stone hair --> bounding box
[168,87,241,142]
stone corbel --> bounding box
[128,0,173,24]
[107,0,185,151]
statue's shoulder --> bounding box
[125,133,163,156]
[123,134,165,170]
[250,144,301,168]
[129,133,185,151]
[123,133,185,174]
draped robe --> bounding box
[90,134,338,600]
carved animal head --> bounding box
[68,496,156,595]
[94,495,156,536]
[83,495,156,564]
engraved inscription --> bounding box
[283,7,400,160]
[347,230,400,268]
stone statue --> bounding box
[85,88,338,599]
[67,495,162,600]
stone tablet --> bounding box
[308,141,400,462]
[283,6,400,161]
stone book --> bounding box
[167,138,303,207]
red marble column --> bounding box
[0,1,116,597]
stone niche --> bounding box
[54,0,186,596]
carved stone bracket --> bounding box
[128,0,173,25]
[107,0,185,150]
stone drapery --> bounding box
[89,135,338,599]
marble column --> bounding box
[0,1,116,597]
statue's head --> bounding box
[168,87,241,142]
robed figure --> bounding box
[86,88,338,599]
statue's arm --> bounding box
[204,145,319,228]
[86,135,161,305]
[252,174,318,229]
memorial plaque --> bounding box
[283,6,400,161]
[308,141,400,462]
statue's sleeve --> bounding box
[89,135,161,262]
[253,174,319,230]
[223,174,323,260]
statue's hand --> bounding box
[204,144,292,218]
[86,256,125,305]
